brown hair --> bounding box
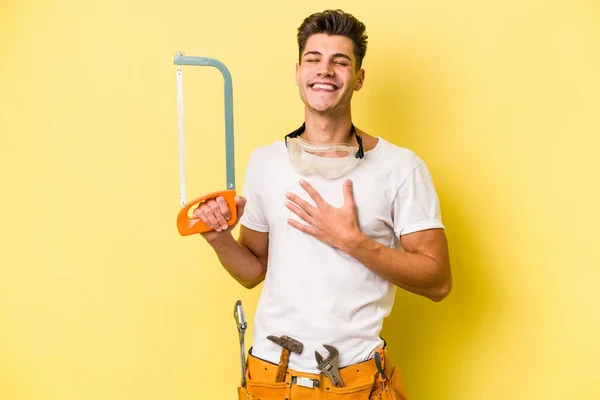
[297,9,368,69]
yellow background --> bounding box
[1,0,599,399]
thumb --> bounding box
[235,195,247,219]
[342,179,356,207]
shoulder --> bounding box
[370,137,424,170]
[247,141,287,167]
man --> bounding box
[194,9,451,400]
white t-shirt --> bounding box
[240,137,444,373]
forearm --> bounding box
[342,233,451,301]
[207,234,267,289]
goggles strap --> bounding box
[284,123,364,159]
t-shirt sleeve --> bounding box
[239,152,270,232]
[392,161,444,237]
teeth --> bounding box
[312,83,336,91]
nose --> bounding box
[316,60,334,77]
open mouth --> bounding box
[310,83,338,92]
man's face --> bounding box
[296,34,365,114]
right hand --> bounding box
[192,195,247,242]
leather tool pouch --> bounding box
[368,347,408,400]
[237,347,407,400]
[238,353,289,400]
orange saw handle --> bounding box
[177,190,237,236]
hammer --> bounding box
[267,335,304,382]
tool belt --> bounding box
[238,347,407,400]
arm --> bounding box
[342,228,451,302]
[286,179,452,302]
[195,196,269,289]
[207,226,268,289]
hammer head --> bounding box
[267,335,304,354]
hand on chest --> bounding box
[272,177,393,237]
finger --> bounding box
[299,180,325,206]
[287,218,314,235]
[193,204,220,229]
[193,207,210,226]
[286,200,312,222]
[286,192,314,216]
[343,179,356,207]
[215,196,231,220]
[235,195,247,219]
[198,204,222,230]
[208,200,229,230]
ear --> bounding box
[354,69,365,91]
[295,63,300,86]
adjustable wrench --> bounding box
[315,344,343,388]
[234,300,247,388]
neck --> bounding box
[303,108,354,145]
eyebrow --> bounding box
[303,51,352,62]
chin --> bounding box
[308,101,336,113]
